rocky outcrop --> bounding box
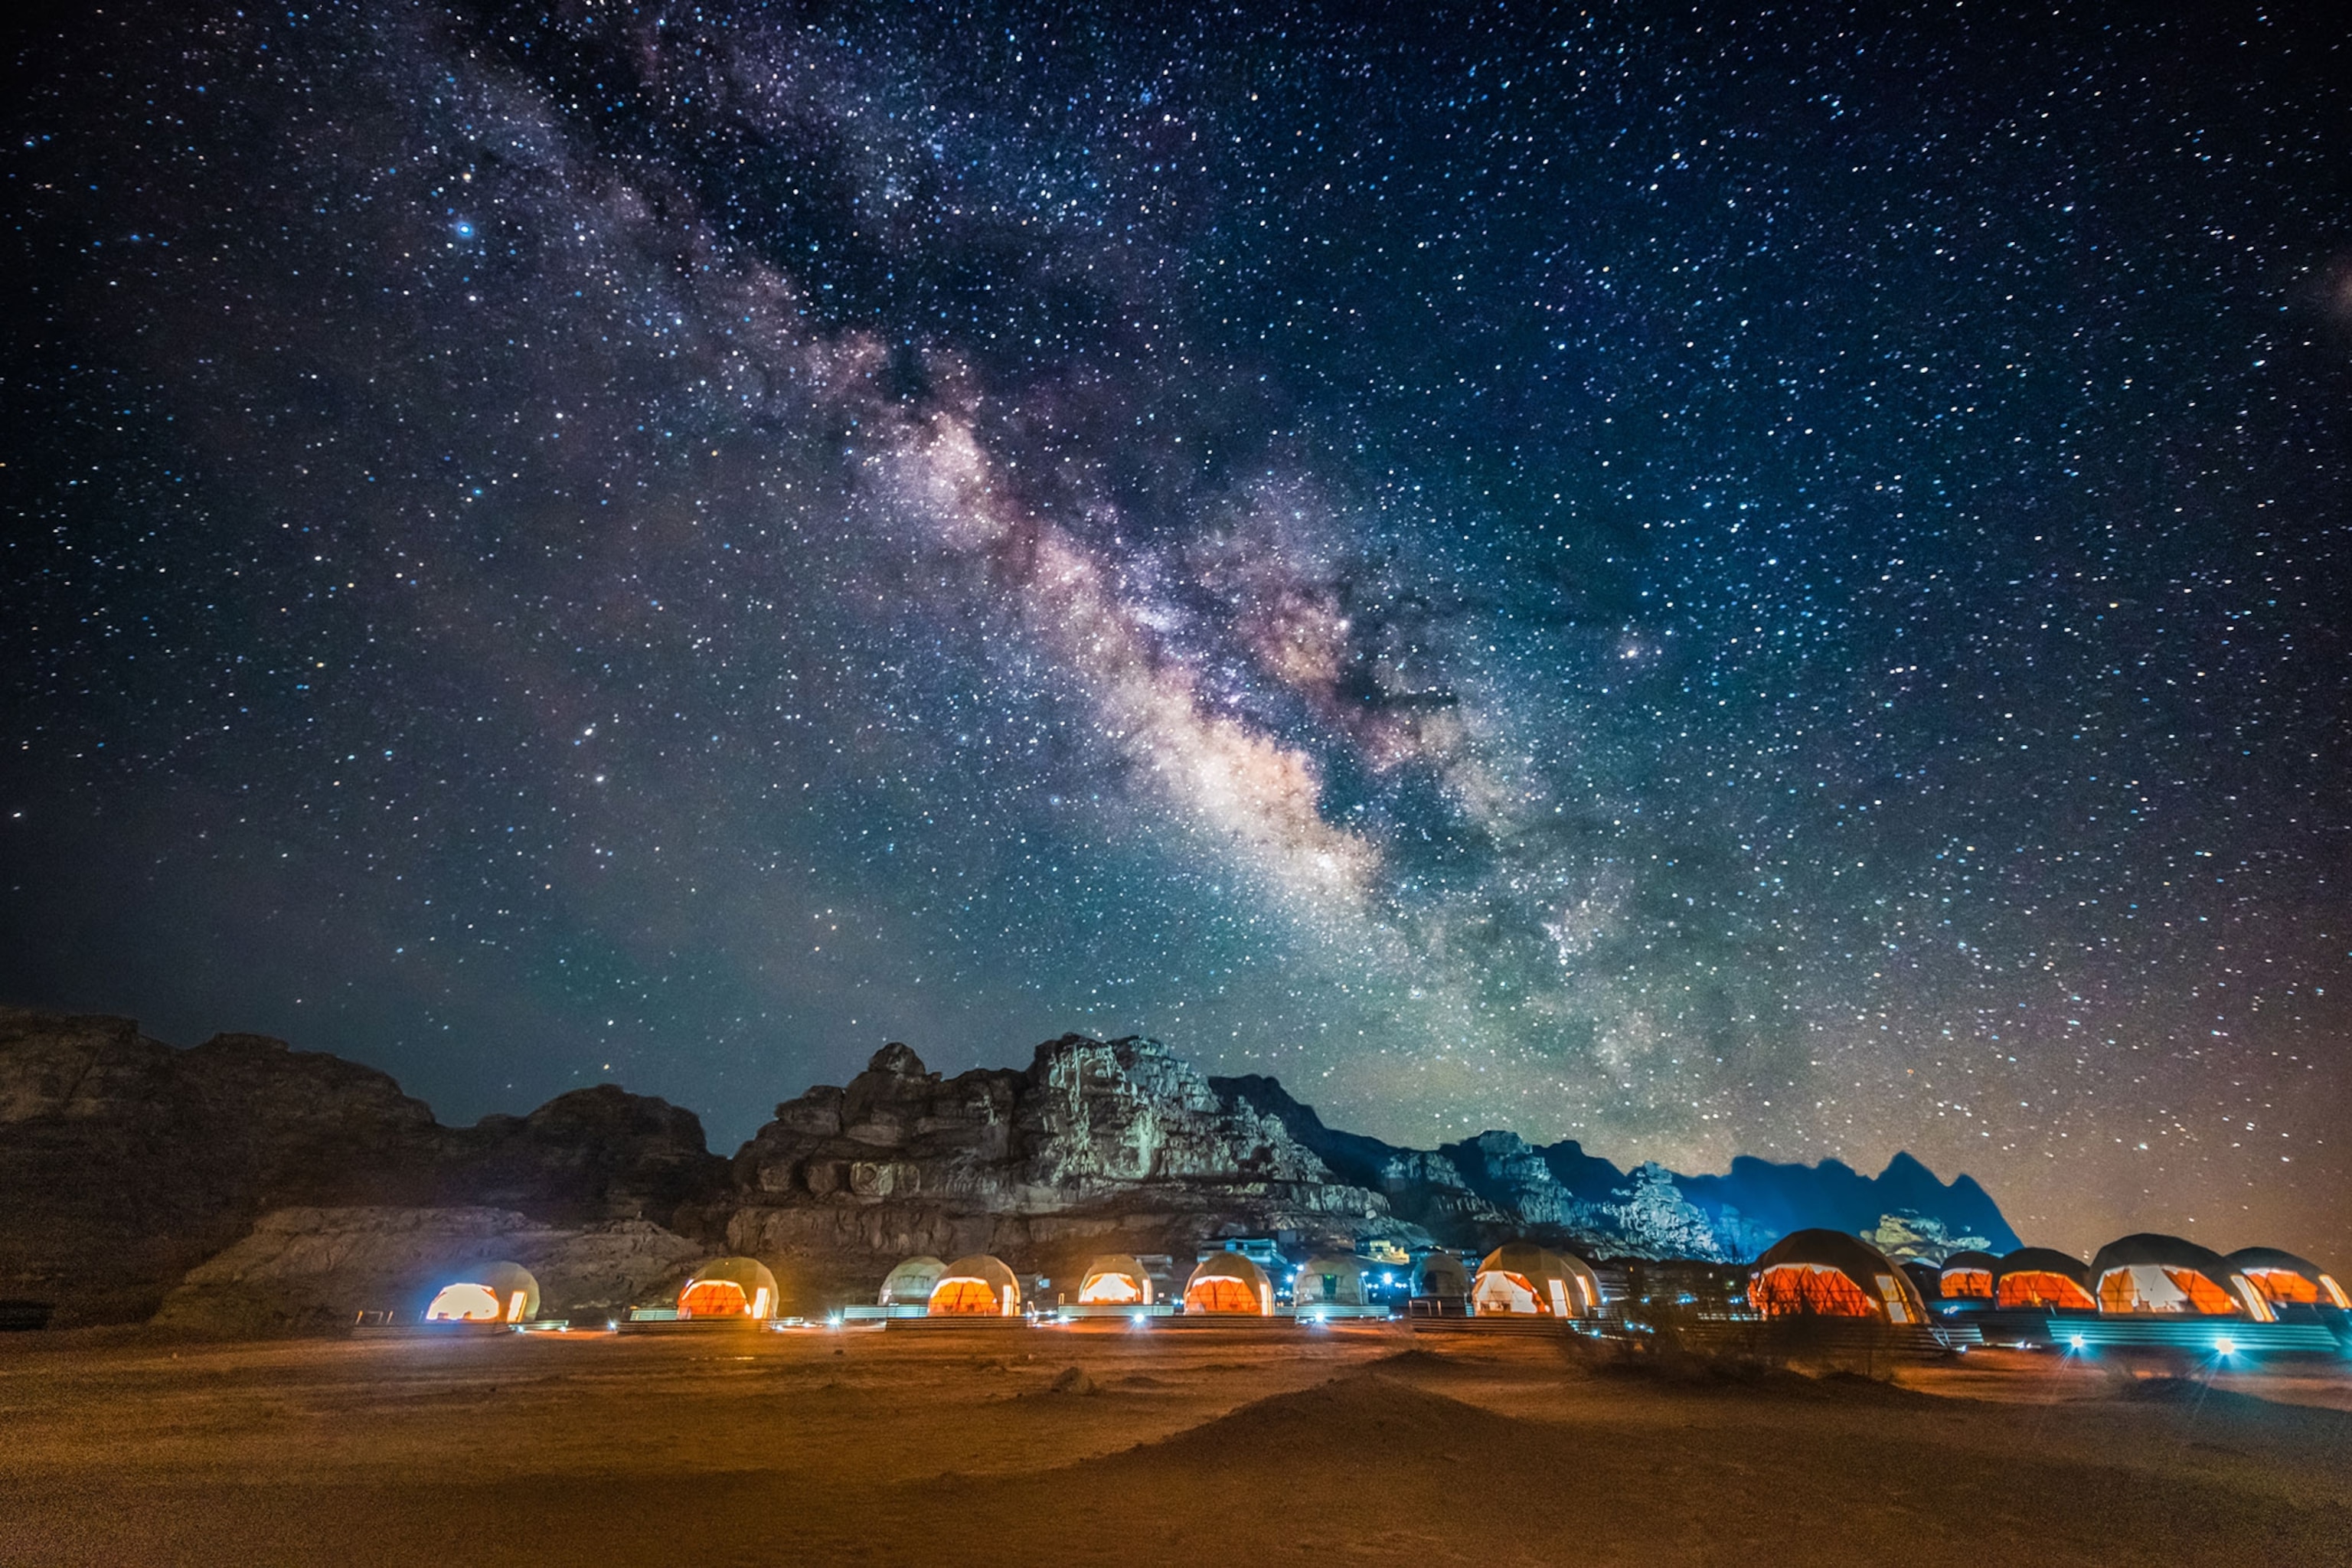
[727,1036,1413,1303]
[0,1009,728,1325]
[1,1007,2024,1327]
[152,1207,704,1336]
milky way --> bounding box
[5,2,2348,1259]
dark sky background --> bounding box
[5,1,2347,1263]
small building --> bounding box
[1469,1243,1603,1318]
[1991,1247,2098,1312]
[878,1256,946,1309]
[1076,1254,1155,1306]
[1938,1250,1998,1303]
[1183,1251,1272,1315]
[424,1261,539,1325]
[2225,1247,2350,1312]
[2089,1234,2272,1319]
[1747,1230,1926,1324]
[927,1255,1022,1317]
[680,1257,779,1320]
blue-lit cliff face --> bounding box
[1217,1074,2017,1261]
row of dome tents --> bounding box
[415,1256,782,1329]
[1747,1230,2349,1336]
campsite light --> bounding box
[2213,1336,2236,1357]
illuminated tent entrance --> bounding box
[1409,1250,1470,1317]
[1991,1248,2098,1312]
[678,1257,779,1321]
[1181,1252,1272,1316]
[1468,1244,1602,1320]
[423,1262,540,1327]
[1057,1254,1170,1320]
[2090,1235,2272,1321]
[925,1255,1023,1318]
[1747,1231,1926,1326]
[1937,1251,1998,1303]
[2226,1248,2350,1312]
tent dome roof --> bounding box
[1076,1254,1155,1305]
[681,1256,779,1317]
[1940,1250,1999,1274]
[1995,1247,2090,1288]
[1293,1254,1368,1306]
[2089,1233,2265,1318]
[1411,1250,1469,1297]
[1749,1230,1925,1322]
[879,1256,946,1307]
[1471,1242,1602,1316]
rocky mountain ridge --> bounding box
[0,1008,2017,1328]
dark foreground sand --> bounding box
[3,1324,2349,1565]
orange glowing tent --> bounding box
[1076,1254,1154,1305]
[1938,1250,1998,1302]
[1470,1243,1603,1318]
[2089,1234,2272,1320]
[678,1256,779,1320]
[424,1261,540,1325]
[1182,1251,1272,1315]
[927,1255,1022,1316]
[878,1256,947,1308]
[1991,1247,2097,1312]
[2224,1248,2350,1312]
[1747,1230,1926,1324]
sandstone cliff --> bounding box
[0,1009,728,1325]
[725,1036,1414,1304]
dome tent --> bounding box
[1183,1251,1272,1315]
[679,1256,779,1320]
[928,1255,1022,1316]
[2090,1235,2272,1319]
[2223,1248,2347,1312]
[1411,1250,1469,1302]
[1992,1248,2098,1312]
[878,1256,946,1308]
[1747,1230,1927,1325]
[1076,1255,1155,1306]
[424,1261,540,1325]
[1292,1254,1367,1308]
[1938,1250,1998,1302]
[1470,1243,1602,1318]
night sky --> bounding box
[5,2,2348,1263]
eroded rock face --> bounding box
[152,1207,704,1336]
[0,1009,727,1325]
[727,1035,1410,1302]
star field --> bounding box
[4,1,2347,1260]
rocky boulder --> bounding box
[152,1206,705,1336]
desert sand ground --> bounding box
[2,1321,2348,1565]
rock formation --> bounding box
[0,1008,728,1325]
[152,1207,706,1336]
[726,1036,1413,1304]
[0,1008,2022,1329]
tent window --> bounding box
[1185,1276,1261,1314]
[1750,1264,1880,1318]
[681,1280,750,1318]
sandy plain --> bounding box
[2,1321,2348,1565]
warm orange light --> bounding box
[1939,1267,1993,1300]
[1183,1276,1263,1314]
[1749,1263,1880,1318]
[2097,1265,2239,1315]
[680,1279,752,1318]
[1995,1271,2097,1312]
[1079,1272,1145,1305]
[425,1282,502,1322]
[2241,1267,2322,1306]
[927,1277,1003,1315]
